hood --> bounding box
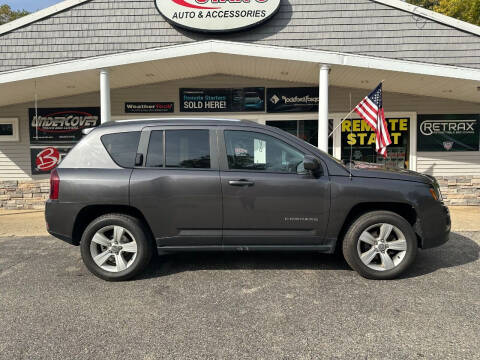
[348,162,433,184]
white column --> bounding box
[100,69,111,123]
[318,64,330,152]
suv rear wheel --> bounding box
[80,214,153,281]
[342,211,417,280]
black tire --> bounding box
[80,213,153,281]
[342,211,417,280]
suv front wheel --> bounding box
[342,211,417,280]
[80,214,153,281]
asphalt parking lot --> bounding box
[0,233,479,360]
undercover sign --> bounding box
[417,114,479,152]
[180,88,265,112]
[267,88,319,113]
[29,107,100,144]
[155,0,281,32]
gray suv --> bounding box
[45,119,450,281]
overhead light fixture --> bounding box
[66,85,75,89]
[280,71,289,76]
[145,73,155,77]
[360,80,370,84]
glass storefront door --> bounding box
[266,119,333,155]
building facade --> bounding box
[0,0,479,208]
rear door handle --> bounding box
[228,179,254,187]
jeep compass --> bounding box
[45,119,450,281]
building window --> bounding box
[0,118,19,142]
[266,119,333,155]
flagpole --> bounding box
[328,108,356,138]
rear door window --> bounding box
[101,131,140,168]
[145,129,211,169]
[165,130,210,169]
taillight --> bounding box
[50,169,60,200]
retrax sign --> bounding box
[155,0,281,32]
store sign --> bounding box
[155,0,281,33]
[29,107,100,144]
[180,88,265,112]
[30,146,71,175]
[417,114,479,152]
[125,102,174,113]
[341,118,410,168]
[266,88,319,113]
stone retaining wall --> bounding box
[1,176,480,209]
[437,176,480,206]
[0,180,50,209]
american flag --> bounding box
[354,83,392,157]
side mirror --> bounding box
[304,155,320,171]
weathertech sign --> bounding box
[155,0,281,32]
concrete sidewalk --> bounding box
[0,206,478,237]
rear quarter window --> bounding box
[101,131,140,168]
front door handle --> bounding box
[228,179,254,187]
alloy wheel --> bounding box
[356,223,407,272]
[89,225,138,273]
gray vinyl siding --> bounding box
[417,153,480,176]
[1,75,479,180]
[1,0,480,73]
[0,113,33,180]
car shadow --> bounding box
[400,232,479,279]
[137,232,479,280]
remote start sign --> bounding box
[155,0,281,32]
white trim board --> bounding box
[373,0,480,37]
[0,118,19,142]
[0,0,91,36]
[0,0,478,38]
[0,40,479,86]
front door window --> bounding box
[224,130,305,174]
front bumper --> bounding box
[415,203,451,249]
